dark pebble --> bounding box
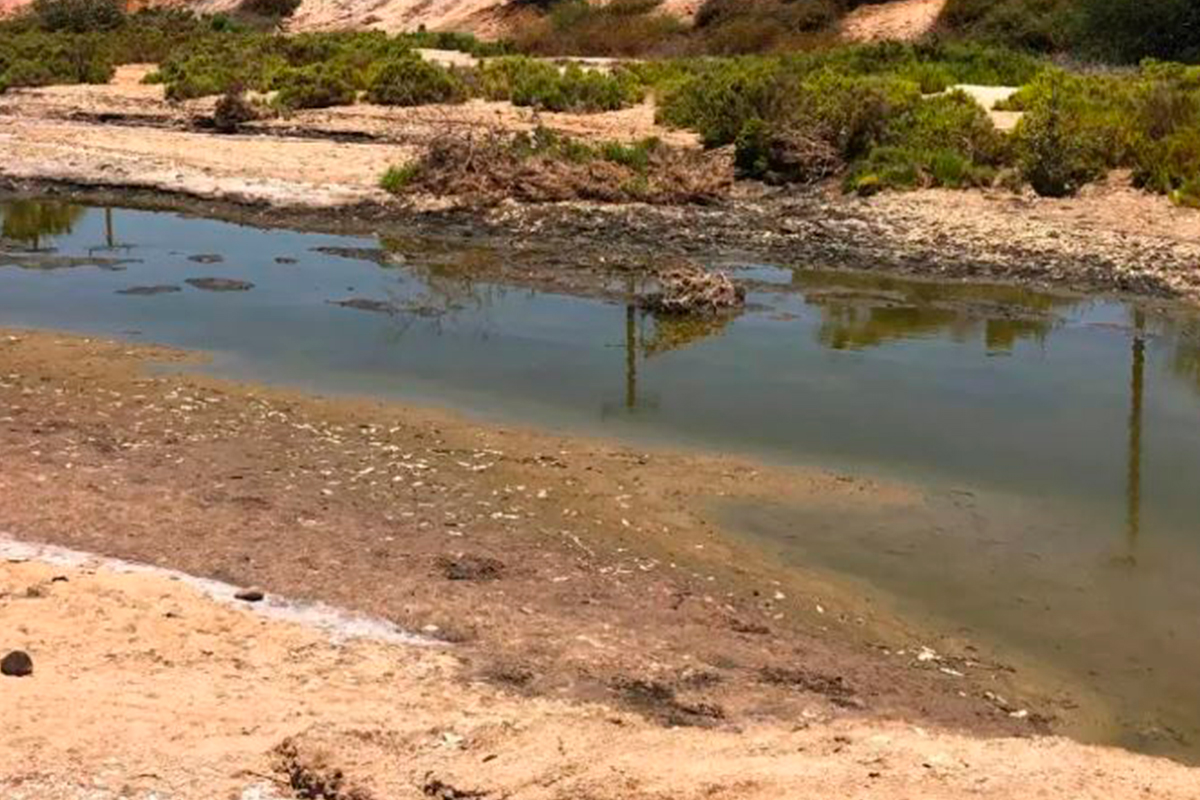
[1,650,33,677]
[235,587,265,602]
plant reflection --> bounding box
[1,200,86,250]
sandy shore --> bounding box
[0,329,1197,798]
[2,66,1200,304]
[4,553,1200,800]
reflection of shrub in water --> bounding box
[0,201,86,249]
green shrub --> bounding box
[938,0,1200,64]
[1015,75,1108,196]
[478,56,644,112]
[33,0,124,33]
[0,31,115,88]
[273,64,356,109]
[1077,0,1200,63]
[656,57,795,146]
[366,56,465,106]
[1134,128,1200,202]
[937,0,1076,54]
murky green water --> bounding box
[4,199,1200,758]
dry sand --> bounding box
[4,550,1200,800]
[842,0,948,43]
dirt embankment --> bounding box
[2,329,1199,799]
[3,65,1200,305]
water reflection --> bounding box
[793,271,1065,354]
[1125,311,1146,564]
[0,200,86,249]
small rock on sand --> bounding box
[235,587,265,602]
[1,650,33,677]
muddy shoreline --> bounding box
[4,177,1198,316]
[0,328,1100,739]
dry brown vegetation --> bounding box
[386,126,731,204]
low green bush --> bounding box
[33,0,125,33]
[938,0,1200,64]
[0,31,115,88]
[366,56,466,106]
[478,56,644,112]
[1014,75,1108,196]
[273,64,356,109]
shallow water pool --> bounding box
[3,199,1200,758]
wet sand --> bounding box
[1,328,1199,797]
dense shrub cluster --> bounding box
[0,30,115,89]
[654,42,1040,147]
[653,42,1199,202]
[477,56,644,111]
[513,0,872,58]
[31,0,124,33]
[148,32,640,112]
[1004,65,1200,203]
[366,56,467,106]
[938,0,1200,64]
[272,64,357,109]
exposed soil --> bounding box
[2,329,1199,798]
[3,66,1199,305]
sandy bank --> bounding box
[3,545,1199,799]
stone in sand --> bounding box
[1,650,33,677]
[235,587,265,602]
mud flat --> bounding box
[2,328,1200,798]
[1,67,1199,304]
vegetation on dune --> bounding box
[1,0,1199,207]
[477,56,645,112]
[366,56,467,106]
[513,0,877,57]
[937,0,1200,64]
